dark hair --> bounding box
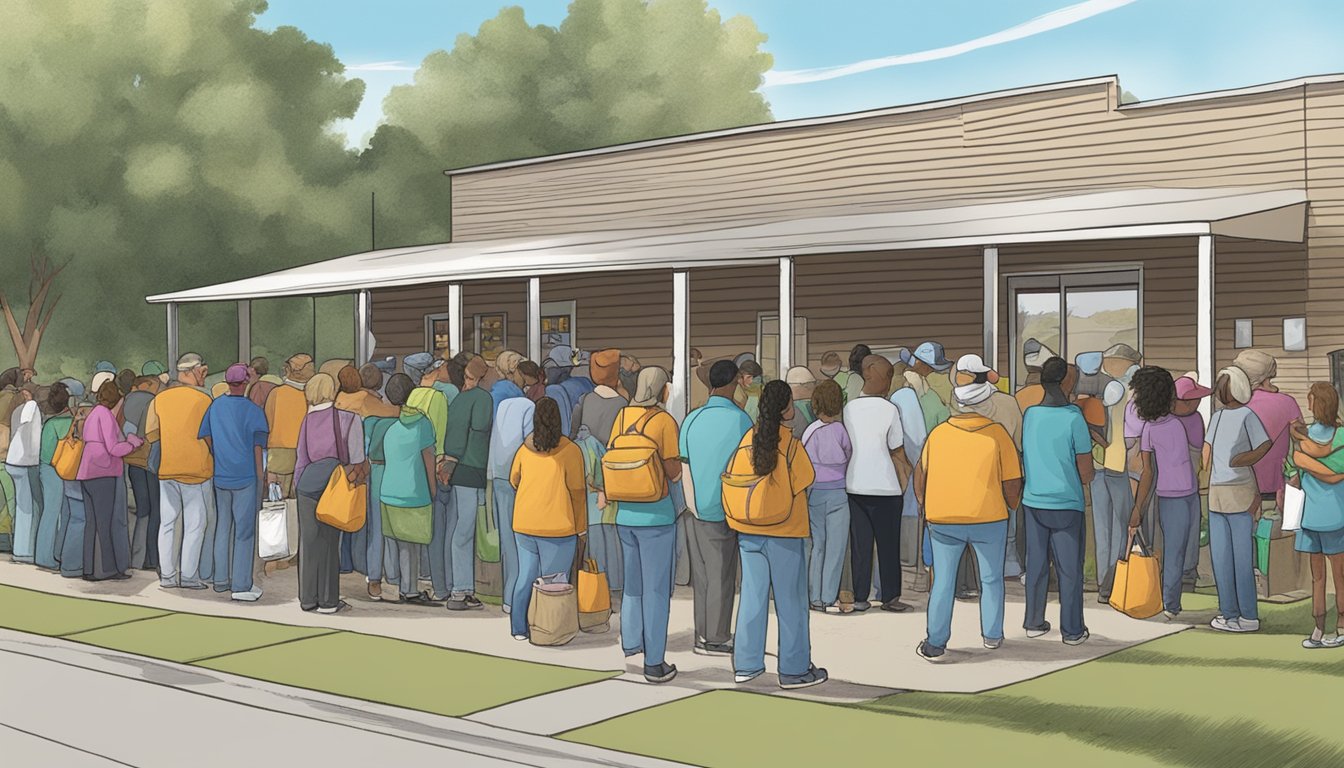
[848,344,872,374]
[533,397,563,452]
[1039,357,1068,385]
[445,359,465,389]
[709,360,739,389]
[740,360,763,379]
[337,365,362,395]
[518,360,542,382]
[811,378,844,419]
[96,380,121,409]
[0,368,18,389]
[47,382,70,413]
[1130,366,1175,422]
[385,373,415,407]
[1311,382,1341,427]
[250,357,269,376]
[359,364,382,390]
[116,369,136,396]
[752,380,792,476]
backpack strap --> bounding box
[627,408,660,437]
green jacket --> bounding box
[444,386,493,489]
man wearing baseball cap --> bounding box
[198,364,270,601]
[263,353,314,500]
[1172,374,1213,592]
[145,352,215,588]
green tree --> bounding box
[0,0,368,378]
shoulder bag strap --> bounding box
[331,408,348,466]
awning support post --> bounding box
[355,290,371,365]
[1197,234,1215,422]
[778,256,794,377]
[669,270,690,422]
[448,283,463,357]
[983,245,999,372]
[237,300,251,364]
[527,277,541,363]
[166,302,179,370]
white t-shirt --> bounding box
[843,395,906,495]
[7,400,41,467]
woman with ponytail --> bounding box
[723,379,826,690]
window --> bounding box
[1234,319,1253,349]
[425,313,452,354]
[756,313,808,382]
[1284,317,1306,352]
[1006,270,1141,391]
[541,300,577,361]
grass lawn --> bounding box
[196,631,619,717]
[0,584,168,636]
[564,591,1342,767]
[63,613,335,663]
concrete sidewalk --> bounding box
[0,558,1184,699]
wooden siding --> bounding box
[1215,238,1310,396]
[1307,81,1344,388]
[451,81,1311,241]
[541,271,674,368]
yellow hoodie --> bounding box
[920,414,1022,525]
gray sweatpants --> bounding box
[686,516,738,646]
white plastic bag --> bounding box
[258,483,293,560]
[1282,484,1305,532]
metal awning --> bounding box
[147,186,1307,304]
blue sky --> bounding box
[258,0,1344,149]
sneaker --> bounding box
[1236,618,1260,632]
[694,641,734,657]
[823,604,843,614]
[316,600,351,615]
[734,669,765,684]
[1302,634,1338,649]
[367,581,383,601]
[446,595,484,611]
[180,580,208,590]
[779,665,828,690]
[916,640,947,663]
[403,591,439,606]
[809,602,827,612]
[1025,621,1052,639]
[983,637,1003,650]
[880,599,912,613]
[512,634,529,642]
[643,662,678,684]
[1162,610,1180,621]
[852,600,872,612]
[159,580,180,589]
[1063,630,1090,646]
[231,587,263,602]
[955,590,979,602]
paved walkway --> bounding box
[0,558,1185,710]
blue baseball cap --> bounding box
[94,360,116,374]
[901,341,952,372]
[1075,352,1104,376]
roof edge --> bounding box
[1119,73,1344,110]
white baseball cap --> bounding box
[955,354,1001,384]
[784,366,816,386]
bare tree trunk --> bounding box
[0,254,63,372]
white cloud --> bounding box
[764,0,1139,87]
[346,60,417,72]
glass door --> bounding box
[1007,270,1141,390]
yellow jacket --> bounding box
[510,436,587,538]
[146,385,213,484]
[723,425,815,538]
[264,383,307,450]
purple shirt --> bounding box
[295,406,367,483]
[77,405,144,480]
[801,420,851,490]
[1139,415,1198,498]
[1246,389,1302,496]
[1177,412,1205,450]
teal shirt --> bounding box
[40,414,74,466]
[680,396,753,523]
[1302,423,1344,532]
[1022,403,1091,511]
[379,412,436,508]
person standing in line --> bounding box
[1204,367,1271,633]
[736,360,764,425]
[610,366,682,684]
[6,386,41,563]
[489,355,537,615]
[843,355,913,613]
[361,393,402,602]
[1290,383,1344,648]
[887,352,929,587]
[247,357,280,410]
[1233,349,1303,527]
[688,348,709,412]
[843,345,873,404]
[334,365,374,577]
[199,364,270,602]
[724,380,827,690]
[336,365,399,420]
[680,360,753,656]
[1127,366,1200,620]
[519,360,546,402]
[146,353,215,590]
[915,388,1022,662]
[508,397,587,641]
[76,380,144,581]
[35,383,73,571]
[264,353,314,499]
[1020,358,1094,644]
[802,379,851,612]
[819,352,846,399]
[785,367,817,435]
[376,374,437,604]
[902,342,955,418]
[141,361,170,388]
[1092,344,1142,603]
[55,382,90,578]
[121,376,162,571]
[1172,374,1213,592]
[408,353,452,590]
[490,350,526,412]
[439,355,493,611]
[571,349,628,591]
[294,373,368,614]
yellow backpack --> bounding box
[721,437,799,527]
[601,409,666,503]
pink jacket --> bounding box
[77,405,144,481]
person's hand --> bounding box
[596,491,607,509]
[266,472,279,485]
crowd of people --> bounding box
[1,333,1341,691]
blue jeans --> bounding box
[1157,494,1199,614]
[588,522,623,592]
[1023,505,1087,639]
[926,521,1007,651]
[6,463,38,562]
[807,488,849,606]
[619,524,676,666]
[511,533,578,637]
[128,466,160,570]
[57,480,85,577]
[1209,511,1259,621]
[1091,469,1133,599]
[735,534,811,678]
[494,481,519,609]
[432,484,481,598]
[36,465,66,570]
[363,466,399,584]
[213,483,258,593]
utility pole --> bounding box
[371,191,376,251]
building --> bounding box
[149,73,1344,418]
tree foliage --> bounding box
[0,0,773,379]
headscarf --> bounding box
[630,366,671,407]
[590,348,621,388]
[1219,365,1253,405]
[285,354,315,384]
[954,381,997,407]
[1232,349,1276,389]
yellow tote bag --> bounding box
[314,411,367,533]
[52,418,84,481]
[1109,531,1163,619]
